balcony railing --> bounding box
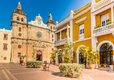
[93,23,114,36]
[55,38,67,46]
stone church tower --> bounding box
[11,2,27,63]
[46,13,55,29]
[11,2,55,63]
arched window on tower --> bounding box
[51,26,53,29]
[21,18,24,22]
[17,17,19,21]
[19,27,21,32]
[18,33,22,37]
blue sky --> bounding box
[0,0,90,30]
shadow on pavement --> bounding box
[51,72,63,77]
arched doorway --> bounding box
[100,43,113,65]
[76,45,85,64]
[79,52,84,64]
[36,50,42,61]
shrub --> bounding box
[26,61,43,68]
[59,63,84,78]
[80,47,98,64]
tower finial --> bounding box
[17,2,22,10]
[49,13,52,21]
[38,14,40,16]
[46,13,55,24]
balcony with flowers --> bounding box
[93,20,114,36]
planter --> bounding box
[95,64,98,69]
[109,65,113,71]
[104,65,107,68]
[88,64,95,69]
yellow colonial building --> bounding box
[55,0,114,65]
[91,0,114,65]
[73,3,91,63]
[55,3,91,63]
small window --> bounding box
[102,21,105,26]
[80,28,84,34]
[51,26,53,29]
[4,57,7,60]
[17,17,19,21]
[19,27,21,32]
[79,24,84,40]
[52,34,54,38]
[3,43,8,50]
[18,45,21,48]
[18,52,21,57]
[4,34,8,40]
[101,14,109,26]
[18,33,22,36]
[21,18,24,22]
[52,48,54,51]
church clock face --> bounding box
[37,31,42,38]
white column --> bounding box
[67,26,70,44]
[70,10,74,43]
[92,0,95,5]
[111,6,114,23]
[91,14,97,50]
[70,10,74,63]
[60,31,62,41]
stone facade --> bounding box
[0,29,12,63]
[11,2,55,63]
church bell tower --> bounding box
[46,13,55,30]
[11,2,27,63]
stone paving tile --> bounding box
[1,64,80,80]
[0,70,7,80]
[1,63,114,80]
[83,69,114,80]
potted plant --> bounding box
[51,49,60,65]
[106,20,111,25]
[80,46,98,69]
[20,55,26,65]
[95,25,101,29]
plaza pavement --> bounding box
[0,63,114,80]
